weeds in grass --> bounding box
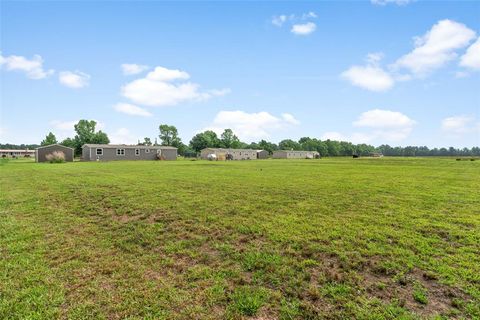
[413,284,429,305]
[228,286,268,316]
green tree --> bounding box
[143,137,152,146]
[60,137,76,149]
[41,132,58,146]
[258,140,278,154]
[72,120,110,156]
[189,130,221,152]
[220,129,241,148]
[159,124,182,146]
[325,140,341,156]
[279,139,301,151]
[92,131,110,144]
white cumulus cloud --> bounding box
[394,19,476,76]
[321,110,415,144]
[441,115,477,134]
[460,37,480,70]
[59,71,90,88]
[113,103,152,117]
[0,53,54,79]
[202,110,300,141]
[353,109,416,129]
[291,22,317,35]
[122,66,229,107]
[341,53,394,92]
[145,66,190,82]
[121,63,149,75]
[353,109,416,142]
[282,113,300,125]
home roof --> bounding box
[82,144,177,150]
[35,144,74,150]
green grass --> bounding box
[1,158,479,319]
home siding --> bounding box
[159,148,177,160]
[257,150,269,159]
[273,151,288,159]
[273,150,319,159]
[200,148,224,160]
[200,148,259,160]
[82,146,91,161]
[229,150,257,160]
[83,146,177,161]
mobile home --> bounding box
[82,144,177,161]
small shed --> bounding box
[36,144,74,162]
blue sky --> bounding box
[1,0,479,147]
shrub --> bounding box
[45,151,65,163]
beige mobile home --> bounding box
[82,144,177,161]
[0,149,35,158]
[200,148,259,160]
[273,150,320,159]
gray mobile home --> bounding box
[82,144,177,161]
[36,144,74,162]
[273,150,320,159]
[200,148,259,160]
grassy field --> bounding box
[1,157,479,319]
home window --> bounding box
[116,148,125,156]
[145,149,150,153]
[96,148,103,155]
[135,149,140,156]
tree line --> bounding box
[2,120,479,157]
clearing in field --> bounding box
[0,158,479,319]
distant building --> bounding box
[200,148,259,160]
[272,150,320,159]
[369,152,384,158]
[36,144,74,162]
[256,150,269,159]
[0,149,35,158]
[82,144,177,161]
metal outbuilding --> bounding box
[35,144,74,162]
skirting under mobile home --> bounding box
[36,144,74,162]
[273,150,320,159]
[82,144,177,161]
